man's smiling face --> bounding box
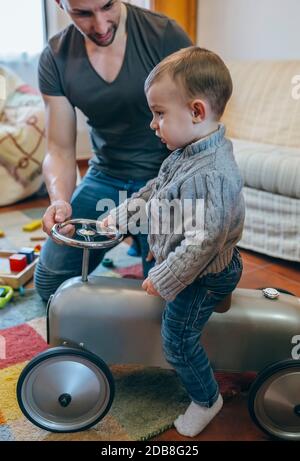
[58,0,122,47]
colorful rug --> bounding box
[0,304,189,442]
[0,208,256,441]
[0,289,255,441]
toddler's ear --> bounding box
[191,100,206,123]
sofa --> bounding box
[222,61,300,262]
[0,65,46,206]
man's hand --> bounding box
[142,277,160,297]
[43,200,73,236]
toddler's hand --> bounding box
[100,215,115,229]
[97,215,117,237]
[146,251,154,262]
[142,277,160,297]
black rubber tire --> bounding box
[248,359,300,440]
[17,346,115,433]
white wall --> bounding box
[197,0,300,60]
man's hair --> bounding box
[145,46,233,119]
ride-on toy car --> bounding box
[17,219,300,440]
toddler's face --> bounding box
[147,76,196,151]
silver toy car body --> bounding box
[17,220,300,440]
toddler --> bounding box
[104,46,245,437]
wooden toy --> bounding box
[30,236,46,241]
[19,247,35,264]
[22,219,42,232]
[9,254,27,272]
[102,258,115,268]
[0,230,5,238]
[0,251,38,289]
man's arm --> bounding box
[42,94,77,235]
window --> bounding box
[0,0,45,57]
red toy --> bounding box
[9,254,27,272]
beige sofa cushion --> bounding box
[232,138,300,198]
[222,61,300,148]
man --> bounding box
[35,0,192,301]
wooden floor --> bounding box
[1,166,299,442]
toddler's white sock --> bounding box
[174,394,223,437]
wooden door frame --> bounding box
[150,0,197,43]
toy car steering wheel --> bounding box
[51,219,123,249]
[51,219,123,282]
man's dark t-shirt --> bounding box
[38,3,192,180]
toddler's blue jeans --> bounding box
[35,167,154,301]
[161,248,243,407]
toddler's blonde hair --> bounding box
[145,46,233,119]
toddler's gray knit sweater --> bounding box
[113,124,245,301]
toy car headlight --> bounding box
[262,288,280,299]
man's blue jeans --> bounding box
[35,167,154,301]
[161,248,243,407]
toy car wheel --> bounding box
[248,359,300,440]
[17,347,115,433]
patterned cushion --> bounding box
[232,138,300,198]
[0,66,23,114]
[0,70,45,206]
[222,61,300,148]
